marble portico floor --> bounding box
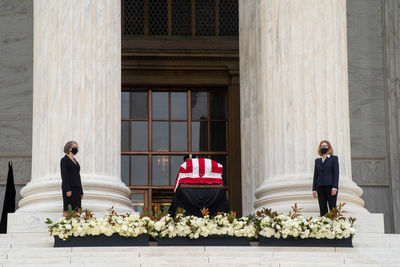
[0,232,399,266]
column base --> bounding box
[18,174,133,213]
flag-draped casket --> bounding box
[169,158,228,217]
[173,158,223,192]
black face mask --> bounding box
[321,148,328,155]
[71,147,78,155]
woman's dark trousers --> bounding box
[317,186,337,216]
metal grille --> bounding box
[196,0,215,36]
[219,0,238,36]
[172,0,192,36]
[122,0,238,37]
[123,0,144,35]
[149,0,168,35]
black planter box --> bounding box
[258,236,352,247]
[157,235,251,246]
[54,234,149,247]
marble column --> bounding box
[17,0,132,213]
[239,0,369,217]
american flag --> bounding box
[173,158,223,192]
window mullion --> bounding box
[188,90,192,152]
[148,89,152,188]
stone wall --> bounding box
[0,0,33,212]
[347,0,397,233]
[382,0,400,234]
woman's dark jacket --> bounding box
[60,155,83,194]
[312,155,339,191]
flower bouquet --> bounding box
[154,208,256,246]
[46,206,152,247]
[256,203,356,247]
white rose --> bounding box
[105,229,113,236]
[326,232,335,239]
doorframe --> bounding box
[121,51,242,215]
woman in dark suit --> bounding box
[60,141,83,215]
[312,140,339,216]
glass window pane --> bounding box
[210,122,226,151]
[191,91,208,120]
[171,92,187,120]
[151,190,173,215]
[121,121,130,151]
[122,91,130,119]
[152,155,169,186]
[121,155,130,185]
[170,156,184,186]
[131,121,148,151]
[152,122,169,151]
[210,91,226,120]
[132,155,148,186]
[131,91,148,119]
[211,155,227,185]
[131,193,145,214]
[152,92,169,119]
[171,122,187,151]
[192,121,208,151]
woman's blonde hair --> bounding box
[317,140,334,156]
[64,141,77,154]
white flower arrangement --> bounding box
[256,203,356,240]
[151,212,257,239]
[258,215,355,239]
[46,207,153,241]
[46,203,356,241]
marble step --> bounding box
[1,234,395,246]
[1,257,398,267]
[0,233,399,267]
[0,253,399,266]
[0,264,391,267]
[1,245,398,254]
[0,248,399,264]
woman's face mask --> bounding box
[71,147,78,155]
